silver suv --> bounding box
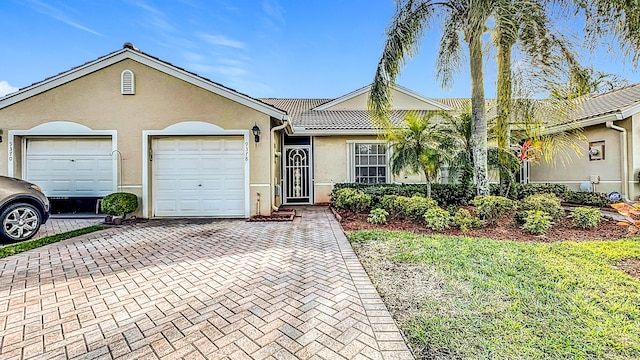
[0,176,50,242]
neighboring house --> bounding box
[1,44,637,219]
[530,84,640,201]
[260,86,455,204]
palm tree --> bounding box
[442,110,474,188]
[370,0,493,196]
[550,65,629,101]
[574,1,640,64]
[492,0,584,190]
[387,111,453,198]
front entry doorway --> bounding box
[283,136,312,204]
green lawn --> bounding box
[349,230,640,359]
[0,225,107,259]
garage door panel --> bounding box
[153,136,246,217]
[75,180,99,192]
[50,180,72,191]
[25,139,114,197]
[155,200,178,213]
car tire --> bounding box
[0,203,42,242]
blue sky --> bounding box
[1,0,639,99]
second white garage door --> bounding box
[152,136,246,217]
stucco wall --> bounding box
[312,135,428,203]
[530,123,624,195]
[0,59,276,217]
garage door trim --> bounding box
[8,121,118,190]
[142,121,251,218]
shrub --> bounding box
[453,208,485,232]
[423,207,452,231]
[513,211,528,226]
[521,210,554,235]
[564,191,613,207]
[431,183,475,206]
[470,195,517,220]
[405,196,439,222]
[332,183,473,206]
[332,188,371,213]
[520,193,564,220]
[569,207,603,229]
[367,208,389,225]
[380,195,401,216]
[514,183,568,200]
[392,196,413,219]
[101,192,138,218]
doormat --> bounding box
[248,209,296,222]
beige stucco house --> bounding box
[0,45,292,218]
[530,84,640,201]
[0,44,455,218]
[3,44,638,219]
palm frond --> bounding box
[369,1,437,125]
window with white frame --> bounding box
[349,142,388,183]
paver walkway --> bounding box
[0,207,413,359]
[35,217,105,240]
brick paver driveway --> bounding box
[0,207,413,359]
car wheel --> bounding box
[0,203,42,242]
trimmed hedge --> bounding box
[332,182,615,210]
[491,183,569,200]
[101,192,138,218]
[564,190,614,207]
[331,188,371,213]
[333,183,474,206]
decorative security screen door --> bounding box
[283,146,312,204]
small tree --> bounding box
[387,111,453,198]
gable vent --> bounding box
[121,70,135,95]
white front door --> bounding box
[25,138,114,197]
[152,136,245,217]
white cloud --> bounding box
[198,33,246,49]
[24,0,103,36]
[0,81,19,97]
[183,52,207,63]
[261,1,285,24]
[131,0,175,33]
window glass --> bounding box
[354,143,387,183]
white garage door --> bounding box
[152,136,246,217]
[25,138,114,197]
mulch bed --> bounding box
[337,207,640,279]
[337,208,628,242]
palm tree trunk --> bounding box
[423,168,432,198]
[497,38,513,193]
[469,31,489,196]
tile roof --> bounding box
[259,98,332,116]
[261,95,501,132]
[571,83,640,121]
[259,97,443,131]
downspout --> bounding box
[271,119,289,211]
[606,121,631,202]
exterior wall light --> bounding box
[252,124,260,143]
